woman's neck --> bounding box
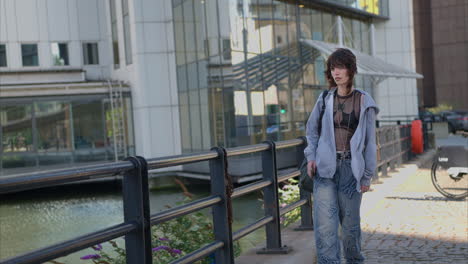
[337,85,353,97]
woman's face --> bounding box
[331,65,349,87]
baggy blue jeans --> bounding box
[313,159,365,264]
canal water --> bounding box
[0,181,267,263]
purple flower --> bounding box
[92,244,103,251]
[80,254,101,260]
[159,237,169,241]
[170,249,182,255]
[152,245,171,252]
[152,245,182,256]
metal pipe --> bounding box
[277,170,300,183]
[275,138,304,150]
[169,241,224,264]
[225,143,270,157]
[370,24,376,56]
[337,16,343,46]
[151,195,222,225]
[232,179,272,198]
[146,150,219,170]
[232,216,274,241]
[279,199,307,216]
[0,222,136,264]
[0,161,134,194]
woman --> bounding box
[304,48,379,264]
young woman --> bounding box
[304,48,379,264]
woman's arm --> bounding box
[361,107,377,187]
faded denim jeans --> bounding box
[313,159,365,264]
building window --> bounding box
[82,43,99,65]
[51,43,69,66]
[21,44,39,66]
[0,44,6,67]
[222,39,231,60]
[122,0,133,65]
[277,36,282,44]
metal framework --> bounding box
[300,39,424,80]
[0,123,419,264]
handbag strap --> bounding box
[317,90,329,136]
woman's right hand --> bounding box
[307,160,316,178]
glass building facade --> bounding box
[0,95,134,175]
[173,0,379,153]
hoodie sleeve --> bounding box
[361,107,377,187]
[304,92,324,162]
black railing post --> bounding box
[257,140,291,254]
[136,156,153,262]
[294,136,313,231]
[389,127,397,172]
[123,156,152,264]
[209,147,234,264]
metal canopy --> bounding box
[301,39,423,80]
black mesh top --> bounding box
[333,89,362,151]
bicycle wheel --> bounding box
[431,161,468,199]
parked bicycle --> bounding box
[431,145,468,199]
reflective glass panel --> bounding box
[21,44,39,66]
[51,43,69,66]
[0,104,36,170]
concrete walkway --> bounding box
[236,148,468,264]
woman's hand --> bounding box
[361,185,370,193]
[307,160,316,178]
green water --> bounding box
[0,182,266,263]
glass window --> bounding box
[21,44,39,66]
[182,0,196,64]
[1,105,34,153]
[110,0,120,68]
[299,8,312,39]
[51,43,69,66]
[174,4,186,66]
[122,0,133,65]
[72,100,107,161]
[342,17,353,47]
[361,21,370,53]
[35,102,72,153]
[82,43,99,65]
[222,39,231,60]
[322,12,335,43]
[0,44,7,67]
[311,10,323,40]
[0,104,36,170]
[351,19,361,51]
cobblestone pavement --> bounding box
[237,150,467,264]
[358,167,468,264]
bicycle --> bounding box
[431,145,468,199]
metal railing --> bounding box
[0,121,423,264]
[0,138,313,264]
[374,122,425,180]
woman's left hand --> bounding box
[361,185,370,193]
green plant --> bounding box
[278,178,301,227]
[51,197,241,264]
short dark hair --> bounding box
[325,48,357,90]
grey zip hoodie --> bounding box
[304,88,380,192]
